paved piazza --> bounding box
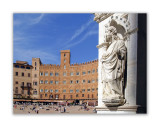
[13,104,96,114]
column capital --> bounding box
[94,13,114,23]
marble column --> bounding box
[125,14,138,106]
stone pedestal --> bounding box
[96,105,138,114]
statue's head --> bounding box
[105,26,117,43]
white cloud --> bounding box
[69,17,93,41]
[14,48,58,64]
[64,30,98,49]
[30,13,45,25]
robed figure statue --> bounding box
[101,26,127,106]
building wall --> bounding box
[13,62,32,99]
[13,50,98,103]
[39,50,98,102]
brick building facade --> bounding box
[13,50,98,104]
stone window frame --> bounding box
[63,89,66,93]
[55,89,58,93]
[76,80,79,84]
[92,69,95,73]
[40,89,43,92]
[28,73,30,77]
[50,72,53,76]
[76,72,80,76]
[45,89,48,93]
[70,80,73,84]
[33,91,37,95]
[82,71,86,75]
[82,80,85,84]
[88,80,91,83]
[70,72,73,76]
[92,79,95,83]
[76,89,79,93]
[22,72,24,77]
[70,89,73,93]
[44,80,48,84]
[15,72,18,76]
[63,80,66,84]
[55,72,59,76]
[55,81,59,84]
[40,72,43,76]
[87,89,90,92]
[40,80,43,84]
[64,65,66,69]
[82,89,85,92]
[88,70,91,74]
[92,88,95,92]
[50,89,53,93]
[50,80,53,84]
[45,72,48,76]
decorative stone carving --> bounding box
[94,13,114,23]
[100,25,127,106]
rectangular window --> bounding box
[97,69,98,72]
[76,72,80,75]
[82,71,86,75]
[87,89,90,92]
[15,81,18,84]
[26,67,30,69]
[15,65,19,68]
[22,72,24,76]
[92,69,95,73]
[45,80,48,84]
[21,66,25,69]
[82,80,85,83]
[55,73,59,76]
[76,80,79,84]
[55,81,59,84]
[45,94,47,97]
[64,65,66,69]
[82,89,85,93]
[96,88,98,91]
[63,72,66,76]
[45,72,48,76]
[70,95,72,99]
[82,94,84,97]
[45,89,48,93]
[64,59,66,63]
[88,80,90,83]
[50,80,53,84]
[40,89,43,92]
[15,72,18,76]
[50,89,53,93]
[50,73,53,76]
[70,90,73,93]
[33,82,37,86]
[88,94,90,98]
[28,73,30,77]
[55,89,58,93]
[40,80,43,84]
[35,67,36,70]
[63,89,66,93]
[92,88,95,92]
[33,91,37,95]
[70,80,73,84]
[63,80,66,84]
[40,72,43,76]
[76,94,78,97]
[88,70,91,74]
[92,79,95,83]
[35,62,37,66]
[70,72,73,76]
[76,89,79,93]
[96,79,98,82]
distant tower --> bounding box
[32,58,41,99]
[60,50,70,69]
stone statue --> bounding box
[101,26,127,106]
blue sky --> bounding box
[13,13,98,65]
